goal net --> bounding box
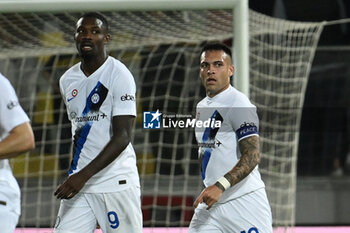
[0,3,324,230]
[249,12,324,228]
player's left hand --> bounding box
[54,172,88,199]
[193,184,223,210]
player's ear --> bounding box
[104,33,110,44]
[229,65,234,77]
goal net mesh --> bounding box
[0,9,324,229]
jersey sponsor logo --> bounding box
[7,100,18,109]
[198,139,222,148]
[73,112,107,123]
[120,93,135,101]
[236,122,258,140]
[74,114,100,123]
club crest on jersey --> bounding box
[91,93,100,104]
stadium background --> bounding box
[250,0,350,225]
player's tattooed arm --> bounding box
[195,136,260,209]
[224,135,260,187]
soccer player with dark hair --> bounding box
[189,42,273,233]
[53,12,142,233]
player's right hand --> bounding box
[193,184,223,210]
[54,172,88,199]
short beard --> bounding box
[79,51,94,61]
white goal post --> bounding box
[0,0,325,231]
[0,0,250,95]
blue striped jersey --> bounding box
[59,56,139,192]
[195,85,265,203]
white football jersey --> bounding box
[0,73,30,215]
[59,56,139,193]
[195,85,265,203]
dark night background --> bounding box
[250,0,350,176]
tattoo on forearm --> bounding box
[224,173,234,186]
[227,136,260,186]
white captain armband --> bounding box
[217,176,231,191]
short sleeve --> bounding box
[0,75,29,134]
[230,106,259,141]
[111,66,137,117]
[59,76,66,103]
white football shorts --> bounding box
[189,188,272,233]
[0,179,20,233]
[54,186,142,233]
[0,204,19,233]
